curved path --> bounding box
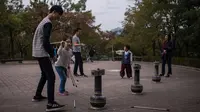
[0,61,200,112]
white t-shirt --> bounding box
[72,34,81,52]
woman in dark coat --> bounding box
[160,34,173,77]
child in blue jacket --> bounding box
[120,45,133,78]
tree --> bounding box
[0,0,102,59]
[1,0,25,58]
[123,0,200,57]
[0,0,8,58]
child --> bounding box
[55,41,72,96]
[66,39,73,57]
[120,45,133,78]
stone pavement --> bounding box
[0,61,200,112]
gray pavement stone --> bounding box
[0,61,200,112]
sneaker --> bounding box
[32,95,47,102]
[165,74,170,77]
[159,74,164,76]
[58,91,69,96]
[46,102,65,112]
[74,74,80,77]
[80,74,88,77]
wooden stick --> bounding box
[68,68,78,87]
[131,106,170,111]
[50,42,61,45]
[51,39,71,45]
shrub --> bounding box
[142,56,200,68]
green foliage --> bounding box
[0,0,102,59]
[49,0,86,12]
[123,0,200,58]
[142,56,200,68]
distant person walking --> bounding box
[32,5,65,112]
[87,46,95,62]
[72,28,88,77]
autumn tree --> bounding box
[0,0,103,59]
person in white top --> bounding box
[55,41,72,96]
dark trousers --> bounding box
[161,53,172,75]
[73,52,84,75]
[35,57,55,103]
[120,64,132,78]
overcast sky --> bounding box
[22,0,133,31]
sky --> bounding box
[22,0,133,31]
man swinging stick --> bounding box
[32,5,65,112]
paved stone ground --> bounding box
[0,61,200,112]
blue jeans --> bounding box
[55,66,67,93]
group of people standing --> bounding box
[31,5,174,112]
[119,34,173,79]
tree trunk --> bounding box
[9,28,14,59]
[20,47,23,58]
[178,42,183,57]
[186,42,189,57]
[20,51,23,58]
[152,40,155,56]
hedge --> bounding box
[142,56,200,68]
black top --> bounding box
[43,22,54,58]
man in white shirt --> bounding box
[72,28,87,77]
